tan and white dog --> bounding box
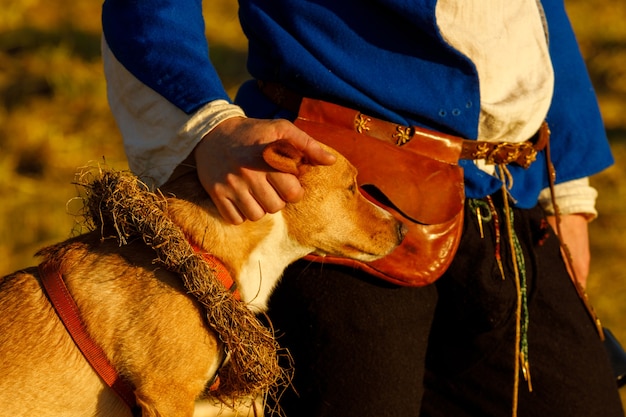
[0,140,405,417]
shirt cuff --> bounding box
[150,99,246,187]
[103,36,245,187]
[538,177,598,220]
[179,100,247,158]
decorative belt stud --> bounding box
[354,113,371,134]
[349,104,541,168]
[393,125,415,145]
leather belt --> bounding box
[258,81,549,169]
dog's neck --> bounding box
[166,197,312,311]
[231,212,311,311]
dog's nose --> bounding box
[397,222,409,242]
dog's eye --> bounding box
[348,183,357,195]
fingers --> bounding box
[207,171,284,224]
[203,166,298,224]
[266,171,304,203]
[194,117,330,224]
[546,213,591,287]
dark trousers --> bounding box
[422,201,624,417]
[266,263,437,417]
[266,199,623,417]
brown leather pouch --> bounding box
[296,98,465,286]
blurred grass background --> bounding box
[0,0,624,408]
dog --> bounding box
[0,140,405,417]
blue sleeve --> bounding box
[541,0,613,184]
[102,0,231,114]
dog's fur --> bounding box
[0,140,405,417]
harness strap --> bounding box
[38,260,140,415]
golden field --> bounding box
[0,0,624,413]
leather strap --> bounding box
[259,80,548,169]
[38,245,237,408]
[38,260,140,415]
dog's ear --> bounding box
[262,139,309,176]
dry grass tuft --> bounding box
[75,166,291,409]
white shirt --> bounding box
[436,0,554,144]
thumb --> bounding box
[302,136,337,166]
[279,124,336,166]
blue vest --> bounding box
[102,0,612,207]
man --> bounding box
[101,1,623,415]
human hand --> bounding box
[194,117,336,224]
[546,213,591,288]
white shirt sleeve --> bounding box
[102,37,246,188]
[538,177,599,220]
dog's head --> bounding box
[263,139,406,262]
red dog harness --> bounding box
[38,259,140,415]
[38,247,238,415]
